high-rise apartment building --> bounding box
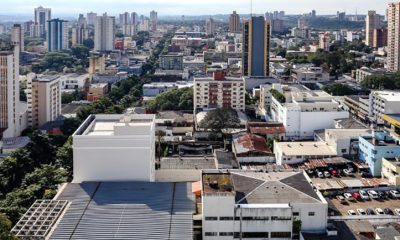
[242,16,271,77]
[131,12,138,25]
[11,24,24,52]
[387,3,400,72]
[47,19,69,52]
[0,45,20,139]
[229,11,240,33]
[150,10,157,31]
[27,74,61,128]
[34,6,51,37]
[77,14,87,28]
[373,28,388,48]
[94,13,115,51]
[319,32,331,51]
[71,26,90,46]
[366,10,381,47]
[87,12,97,26]
[206,18,216,35]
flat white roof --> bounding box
[276,142,337,156]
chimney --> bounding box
[213,70,225,80]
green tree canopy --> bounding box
[146,87,193,112]
[322,83,355,96]
[199,108,240,132]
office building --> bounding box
[266,84,349,139]
[373,28,388,48]
[11,24,24,52]
[242,16,271,77]
[206,17,216,35]
[201,170,328,239]
[291,66,329,83]
[159,53,183,70]
[271,19,285,33]
[369,91,400,124]
[0,45,21,139]
[229,11,240,33]
[131,12,138,25]
[150,10,157,31]
[47,19,69,52]
[319,32,330,51]
[366,10,381,47]
[34,6,51,37]
[359,131,400,177]
[387,3,400,72]
[87,12,97,26]
[72,114,156,183]
[194,71,245,112]
[27,74,61,128]
[355,67,390,83]
[94,13,115,51]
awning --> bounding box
[192,181,202,196]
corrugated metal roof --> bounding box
[50,182,194,240]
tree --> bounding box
[361,74,397,90]
[147,87,193,112]
[70,44,90,63]
[0,213,18,240]
[199,108,240,132]
[83,38,94,49]
[270,89,286,103]
[322,83,355,96]
[60,118,82,136]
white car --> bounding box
[357,209,366,215]
[359,190,369,200]
[395,208,400,216]
[344,193,355,201]
[343,169,353,176]
[347,210,357,216]
[375,208,384,215]
[390,190,400,198]
[324,171,331,178]
[367,190,379,199]
[317,171,324,178]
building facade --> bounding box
[242,17,271,77]
[366,10,381,47]
[194,72,245,112]
[229,11,240,33]
[291,67,329,83]
[206,18,216,35]
[159,53,183,70]
[150,10,157,31]
[11,24,24,52]
[34,6,51,37]
[47,19,69,52]
[369,91,400,124]
[387,3,400,72]
[94,13,115,51]
[27,74,61,128]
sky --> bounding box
[0,0,393,17]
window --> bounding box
[219,232,233,236]
[271,216,291,221]
[219,217,233,221]
[308,212,315,216]
[242,232,269,238]
[271,232,291,238]
[205,217,218,221]
[205,232,218,236]
[293,212,299,216]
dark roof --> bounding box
[334,118,367,129]
[375,226,400,240]
[247,122,286,135]
[214,150,239,169]
[160,156,216,169]
[50,182,194,240]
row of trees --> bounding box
[361,72,400,90]
[146,87,193,112]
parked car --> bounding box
[346,164,354,172]
[361,172,373,178]
[367,190,379,199]
[306,169,314,176]
[347,210,357,216]
[343,169,353,176]
[330,169,339,177]
[375,208,384,215]
[359,190,369,200]
[385,190,395,199]
[366,208,375,215]
[384,208,394,215]
[390,190,400,198]
[377,191,387,200]
[317,171,324,178]
[336,195,346,204]
[352,192,361,201]
[324,171,331,178]
[395,208,400,216]
[344,193,355,201]
[357,209,366,215]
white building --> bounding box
[94,13,115,51]
[202,170,328,239]
[369,91,400,124]
[194,72,245,112]
[47,19,69,52]
[355,67,389,83]
[291,67,329,83]
[27,74,62,128]
[72,114,156,183]
[34,6,51,37]
[142,82,180,97]
[206,18,216,35]
[267,84,349,139]
[274,141,337,165]
[0,45,21,139]
[59,73,90,90]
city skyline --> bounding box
[0,0,393,17]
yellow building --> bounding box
[382,157,400,186]
[383,114,400,138]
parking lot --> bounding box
[328,196,400,217]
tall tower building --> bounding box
[229,11,240,33]
[34,6,51,37]
[366,10,381,47]
[387,3,400,72]
[0,44,20,139]
[150,10,158,31]
[11,24,24,52]
[242,16,271,77]
[87,12,97,26]
[94,13,115,51]
[47,19,69,52]
[206,17,216,35]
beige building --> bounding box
[88,53,106,75]
[382,157,400,186]
[0,45,21,139]
[387,3,400,72]
[87,83,108,101]
[229,11,240,33]
[366,10,380,47]
[27,74,61,128]
[194,71,245,112]
[11,24,24,52]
